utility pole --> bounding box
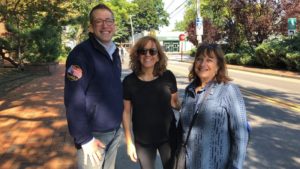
[197,0,200,21]
[196,0,203,44]
[130,15,135,45]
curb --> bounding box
[227,65,300,80]
[170,58,300,80]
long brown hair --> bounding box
[129,36,167,76]
[189,43,231,83]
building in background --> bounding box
[130,30,194,53]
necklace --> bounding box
[139,75,158,81]
[195,81,210,93]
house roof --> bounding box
[156,31,186,41]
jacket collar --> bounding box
[186,80,198,97]
[88,33,117,61]
[186,79,217,97]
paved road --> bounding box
[229,69,300,105]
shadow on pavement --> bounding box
[0,64,76,169]
[242,90,300,169]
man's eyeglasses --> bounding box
[94,19,115,26]
[137,48,158,56]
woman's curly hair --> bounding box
[129,36,167,76]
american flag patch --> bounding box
[67,65,83,81]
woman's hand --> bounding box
[122,100,137,162]
[127,142,138,162]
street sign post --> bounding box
[196,0,202,43]
[288,18,297,36]
[179,34,186,62]
[196,17,203,42]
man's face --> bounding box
[90,9,116,45]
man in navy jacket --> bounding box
[64,3,123,169]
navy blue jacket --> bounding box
[64,33,123,148]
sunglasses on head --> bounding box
[137,48,158,56]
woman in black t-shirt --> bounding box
[122,36,180,169]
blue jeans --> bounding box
[77,127,123,169]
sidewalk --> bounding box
[0,64,76,169]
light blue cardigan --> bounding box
[180,80,248,169]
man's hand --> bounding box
[81,138,106,166]
[127,142,138,162]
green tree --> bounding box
[201,0,244,51]
[0,0,170,68]
[175,0,227,46]
[107,0,138,42]
[0,0,68,66]
[173,21,186,31]
[131,0,169,33]
[64,0,95,43]
[176,0,196,31]
[64,0,137,44]
[231,0,300,50]
[181,0,300,52]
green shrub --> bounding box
[189,47,197,57]
[224,33,300,70]
[220,43,232,54]
[255,40,286,69]
[225,53,240,65]
[239,53,256,66]
[284,52,300,71]
[285,33,300,51]
[237,42,253,55]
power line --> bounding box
[169,4,185,18]
[165,0,176,11]
[169,0,188,16]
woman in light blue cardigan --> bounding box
[179,43,249,169]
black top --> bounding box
[123,70,177,144]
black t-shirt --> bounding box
[123,70,177,144]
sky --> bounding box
[160,0,186,31]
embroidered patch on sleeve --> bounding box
[67,65,83,81]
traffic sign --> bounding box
[288,18,296,30]
[179,34,185,41]
[196,17,203,27]
[196,17,203,36]
[288,18,297,36]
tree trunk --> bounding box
[0,50,19,68]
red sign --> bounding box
[179,34,185,41]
